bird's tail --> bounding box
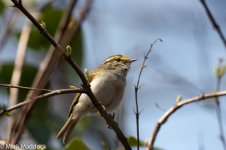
[56,116,79,144]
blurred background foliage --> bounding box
[0,0,226,150]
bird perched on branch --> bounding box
[57,54,136,144]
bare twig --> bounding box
[134,39,161,150]
[200,0,226,50]
[0,83,52,92]
[9,1,131,149]
[146,90,226,150]
[0,88,84,116]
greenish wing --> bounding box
[68,93,81,117]
[68,69,98,117]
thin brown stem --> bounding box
[146,90,226,150]
[0,88,84,116]
[134,39,161,150]
[0,83,52,92]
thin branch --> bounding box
[0,88,84,116]
[9,1,131,149]
[134,39,161,150]
[0,83,52,92]
[200,0,226,50]
[146,90,226,150]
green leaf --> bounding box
[128,136,146,147]
[0,104,11,116]
[27,98,50,145]
[70,27,83,66]
[64,137,90,150]
[0,1,5,13]
[176,95,182,103]
[0,63,38,100]
[0,63,13,84]
[152,147,164,150]
[214,57,226,78]
[0,63,36,101]
[127,136,163,150]
[0,64,2,73]
[84,68,89,79]
[25,6,63,51]
[0,63,37,91]
[64,27,84,83]
[0,63,51,143]
[40,20,46,29]
[19,65,38,100]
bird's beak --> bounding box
[129,59,136,63]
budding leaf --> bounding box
[69,85,77,89]
[214,64,226,78]
[214,57,226,78]
[84,68,89,79]
[66,45,72,56]
[0,104,11,117]
[64,137,90,150]
[40,20,46,29]
[128,136,146,147]
[176,95,182,103]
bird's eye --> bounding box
[116,58,121,62]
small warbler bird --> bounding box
[56,55,136,143]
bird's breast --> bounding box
[90,71,126,110]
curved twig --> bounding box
[146,90,226,150]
